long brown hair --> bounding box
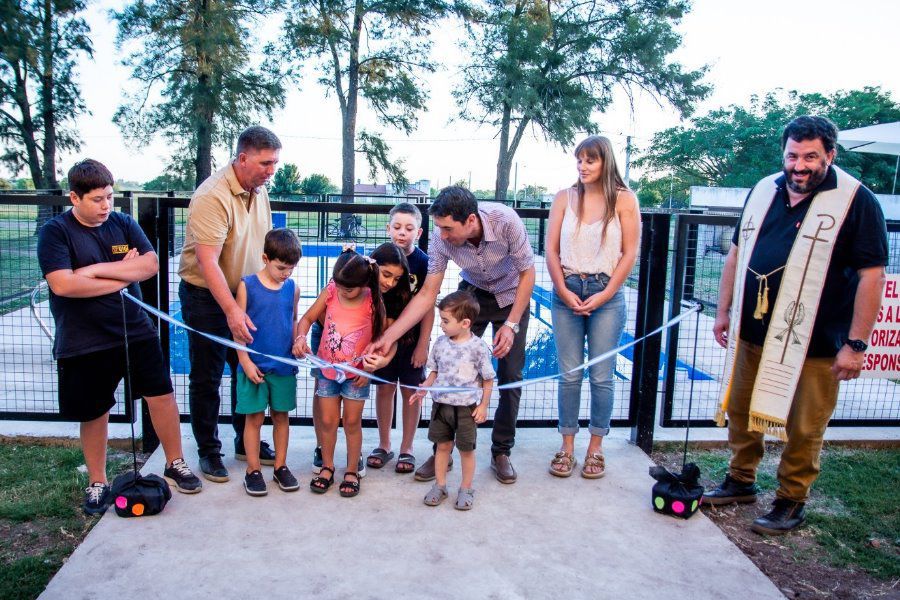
[573,135,628,238]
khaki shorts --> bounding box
[428,402,478,452]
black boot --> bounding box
[701,474,759,505]
[751,498,806,535]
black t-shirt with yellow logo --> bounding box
[38,210,158,359]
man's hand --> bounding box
[492,325,515,359]
[240,360,265,384]
[831,345,864,381]
[365,333,395,359]
[713,313,730,348]
[227,307,256,345]
[472,402,488,424]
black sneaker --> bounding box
[701,474,759,505]
[235,440,276,466]
[312,446,323,474]
[83,482,111,516]
[751,499,806,535]
[199,453,229,483]
[163,458,203,494]
[244,470,268,496]
[273,466,300,492]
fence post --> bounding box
[629,212,671,454]
[137,194,161,453]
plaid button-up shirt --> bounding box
[427,202,534,307]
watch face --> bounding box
[847,339,867,352]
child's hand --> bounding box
[292,336,310,357]
[410,388,427,404]
[243,362,265,384]
[472,402,488,424]
[351,375,369,388]
[121,248,139,261]
[362,353,388,372]
[411,345,428,369]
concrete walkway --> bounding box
[41,428,783,600]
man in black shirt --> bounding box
[38,159,202,515]
[703,117,888,535]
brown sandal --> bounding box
[581,452,606,479]
[549,451,577,478]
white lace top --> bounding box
[560,189,622,277]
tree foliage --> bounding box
[635,87,900,194]
[283,0,447,197]
[455,0,709,201]
[0,0,91,188]
[271,163,302,195]
[300,173,337,195]
[113,0,288,187]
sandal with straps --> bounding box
[423,483,448,506]
[581,452,606,479]
[339,472,361,498]
[455,488,475,511]
[549,451,577,478]
[310,466,335,494]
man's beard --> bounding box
[784,163,828,194]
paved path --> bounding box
[41,428,784,600]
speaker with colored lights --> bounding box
[110,471,171,518]
[649,463,703,520]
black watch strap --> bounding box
[844,339,867,353]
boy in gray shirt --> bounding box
[411,291,495,510]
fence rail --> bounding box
[0,193,897,454]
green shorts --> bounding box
[236,372,297,414]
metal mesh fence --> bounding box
[0,197,133,421]
[158,199,641,427]
[665,216,900,425]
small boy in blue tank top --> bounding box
[235,228,302,496]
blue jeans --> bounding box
[551,274,626,436]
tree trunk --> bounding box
[340,1,364,202]
[11,68,45,189]
[39,0,57,188]
[193,0,213,188]
[493,106,529,204]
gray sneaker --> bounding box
[163,458,202,494]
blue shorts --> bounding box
[315,376,370,401]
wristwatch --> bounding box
[844,339,868,353]
[503,320,520,334]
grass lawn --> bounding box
[671,445,900,581]
[0,442,132,600]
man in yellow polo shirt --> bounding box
[178,126,280,482]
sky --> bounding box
[16,0,900,193]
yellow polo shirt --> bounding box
[178,164,272,293]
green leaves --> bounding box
[456,0,708,200]
[636,87,900,194]
[114,0,288,186]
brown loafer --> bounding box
[413,454,453,482]
[491,455,517,484]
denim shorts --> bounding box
[315,375,370,401]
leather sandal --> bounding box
[310,466,335,493]
[581,452,606,479]
[549,451,577,478]
[339,472,361,498]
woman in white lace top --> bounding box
[545,135,641,479]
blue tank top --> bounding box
[239,274,297,376]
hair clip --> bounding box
[365,256,376,265]
[342,242,357,253]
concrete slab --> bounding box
[41,428,784,600]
